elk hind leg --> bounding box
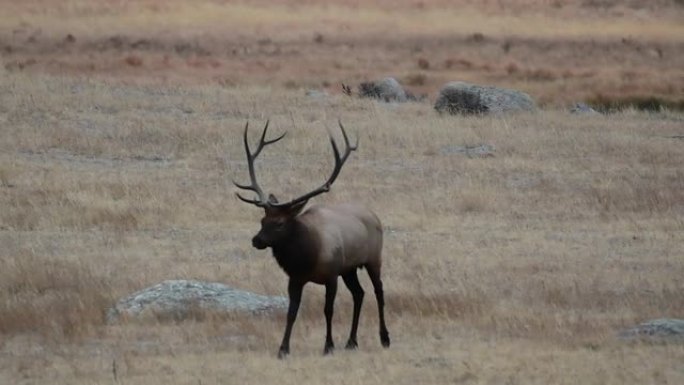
[342,269,364,349]
[367,265,390,348]
[323,278,338,355]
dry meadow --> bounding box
[1,1,684,384]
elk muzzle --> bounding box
[252,234,269,249]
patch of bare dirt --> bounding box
[2,29,682,106]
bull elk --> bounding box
[233,120,390,358]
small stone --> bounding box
[305,89,328,99]
[570,102,600,115]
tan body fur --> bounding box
[298,204,383,284]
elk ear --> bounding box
[268,194,279,204]
[287,199,308,216]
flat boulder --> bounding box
[618,318,684,342]
[107,280,288,323]
[439,143,495,158]
[434,81,536,115]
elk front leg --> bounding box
[279,279,304,359]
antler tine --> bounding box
[253,120,287,158]
[235,192,263,205]
[336,119,358,158]
[233,120,286,207]
[272,121,358,208]
[322,120,358,188]
[232,123,257,186]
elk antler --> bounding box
[270,120,358,208]
[233,120,286,207]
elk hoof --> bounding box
[381,331,390,348]
[323,344,335,355]
[345,340,358,350]
[277,348,289,359]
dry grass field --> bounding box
[2,0,683,106]
[1,1,684,384]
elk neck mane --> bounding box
[270,212,321,278]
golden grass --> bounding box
[1,72,683,384]
[2,1,682,41]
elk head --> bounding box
[250,195,307,250]
[233,120,358,250]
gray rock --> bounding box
[107,280,288,323]
[570,102,600,115]
[305,89,328,99]
[439,144,495,158]
[618,318,684,342]
[358,77,408,102]
[434,81,536,115]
